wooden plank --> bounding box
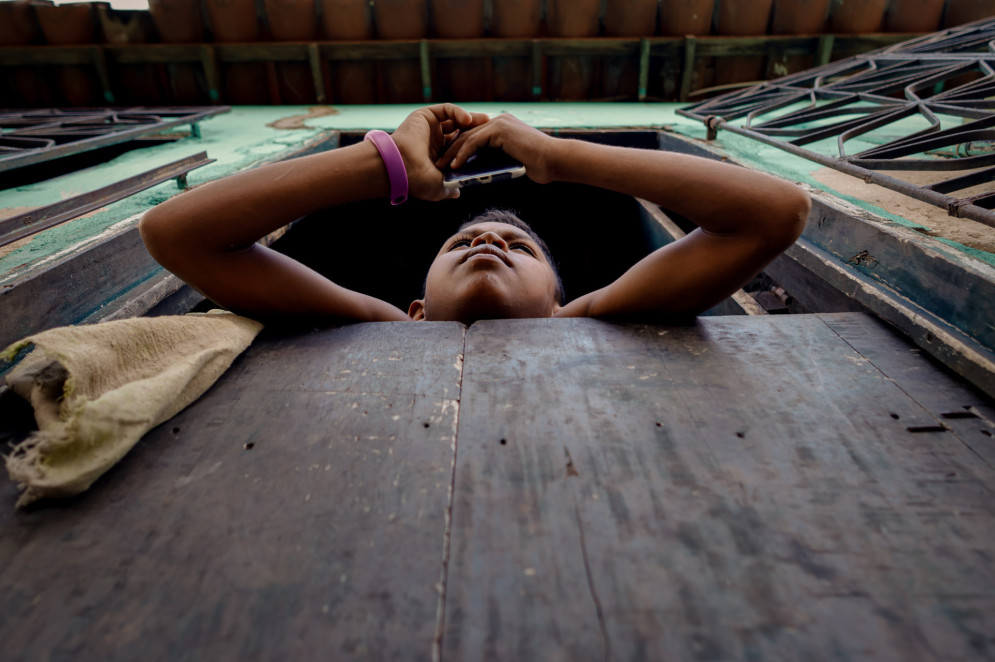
[90,46,114,104]
[679,36,696,103]
[0,45,93,66]
[215,42,311,63]
[833,33,919,57]
[531,40,543,99]
[307,43,326,104]
[802,195,995,353]
[637,38,650,101]
[0,322,465,660]
[420,39,432,102]
[816,34,836,66]
[763,244,871,314]
[443,315,995,660]
[0,224,160,351]
[0,35,922,69]
[320,41,421,62]
[199,44,221,104]
[820,312,995,468]
[106,43,204,65]
[784,235,995,400]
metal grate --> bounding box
[0,106,229,173]
[678,18,995,228]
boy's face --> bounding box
[409,222,561,323]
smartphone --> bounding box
[443,149,527,191]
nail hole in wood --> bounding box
[171,427,180,435]
[890,413,900,419]
[907,425,947,433]
[499,438,507,445]
[982,430,993,437]
[926,333,934,343]
[243,442,254,450]
[423,422,430,428]
[655,422,662,427]
[735,431,745,438]
[941,411,978,419]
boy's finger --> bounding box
[427,103,468,125]
[436,131,470,167]
[449,132,488,169]
[464,111,490,127]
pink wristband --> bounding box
[364,129,408,205]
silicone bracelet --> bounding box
[364,129,409,205]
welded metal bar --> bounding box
[691,117,995,227]
[0,152,214,248]
[678,18,995,227]
[0,107,228,173]
[927,166,995,194]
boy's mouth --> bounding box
[460,245,510,266]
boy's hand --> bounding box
[391,104,490,201]
[436,114,561,185]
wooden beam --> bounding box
[307,43,326,104]
[531,40,543,100]
[679,36,696,103]
[199,45,221,104]
[90,46,114,105]
[420,39,432,102]
[0,34,926,69]
[265,62,281,104]
[816,34,836,66]
[637,38,650,101]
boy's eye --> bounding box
[448,239,472,251]
[511,243,536,256]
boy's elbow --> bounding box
[139,207,181,268]
[770,186,810,249]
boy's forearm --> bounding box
[546,139,809,237]
[142,140,388,254]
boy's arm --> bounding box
[442,115,811,318]
[140,104,487,322]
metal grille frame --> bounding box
[0,106,229,173]
[678,18,995,228]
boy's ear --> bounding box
[408,299,426,321]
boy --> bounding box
[140,104,810,322]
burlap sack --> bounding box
[2,311,263,508]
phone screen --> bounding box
[443,149,526,190]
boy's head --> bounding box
[408,210,564,323]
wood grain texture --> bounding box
[820,313,995,468]
[443,315,995,661]
[0,322,465,661]
[2,314,993,661]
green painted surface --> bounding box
[664,111,995,268]
[0,107,328,283]
[296,102,688,131]
[2,102,991,284]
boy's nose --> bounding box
[471,232,508,251]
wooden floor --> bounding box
[1,313,993,661]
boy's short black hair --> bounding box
[459,209,565,304]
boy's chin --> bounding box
[426,296,554,324]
